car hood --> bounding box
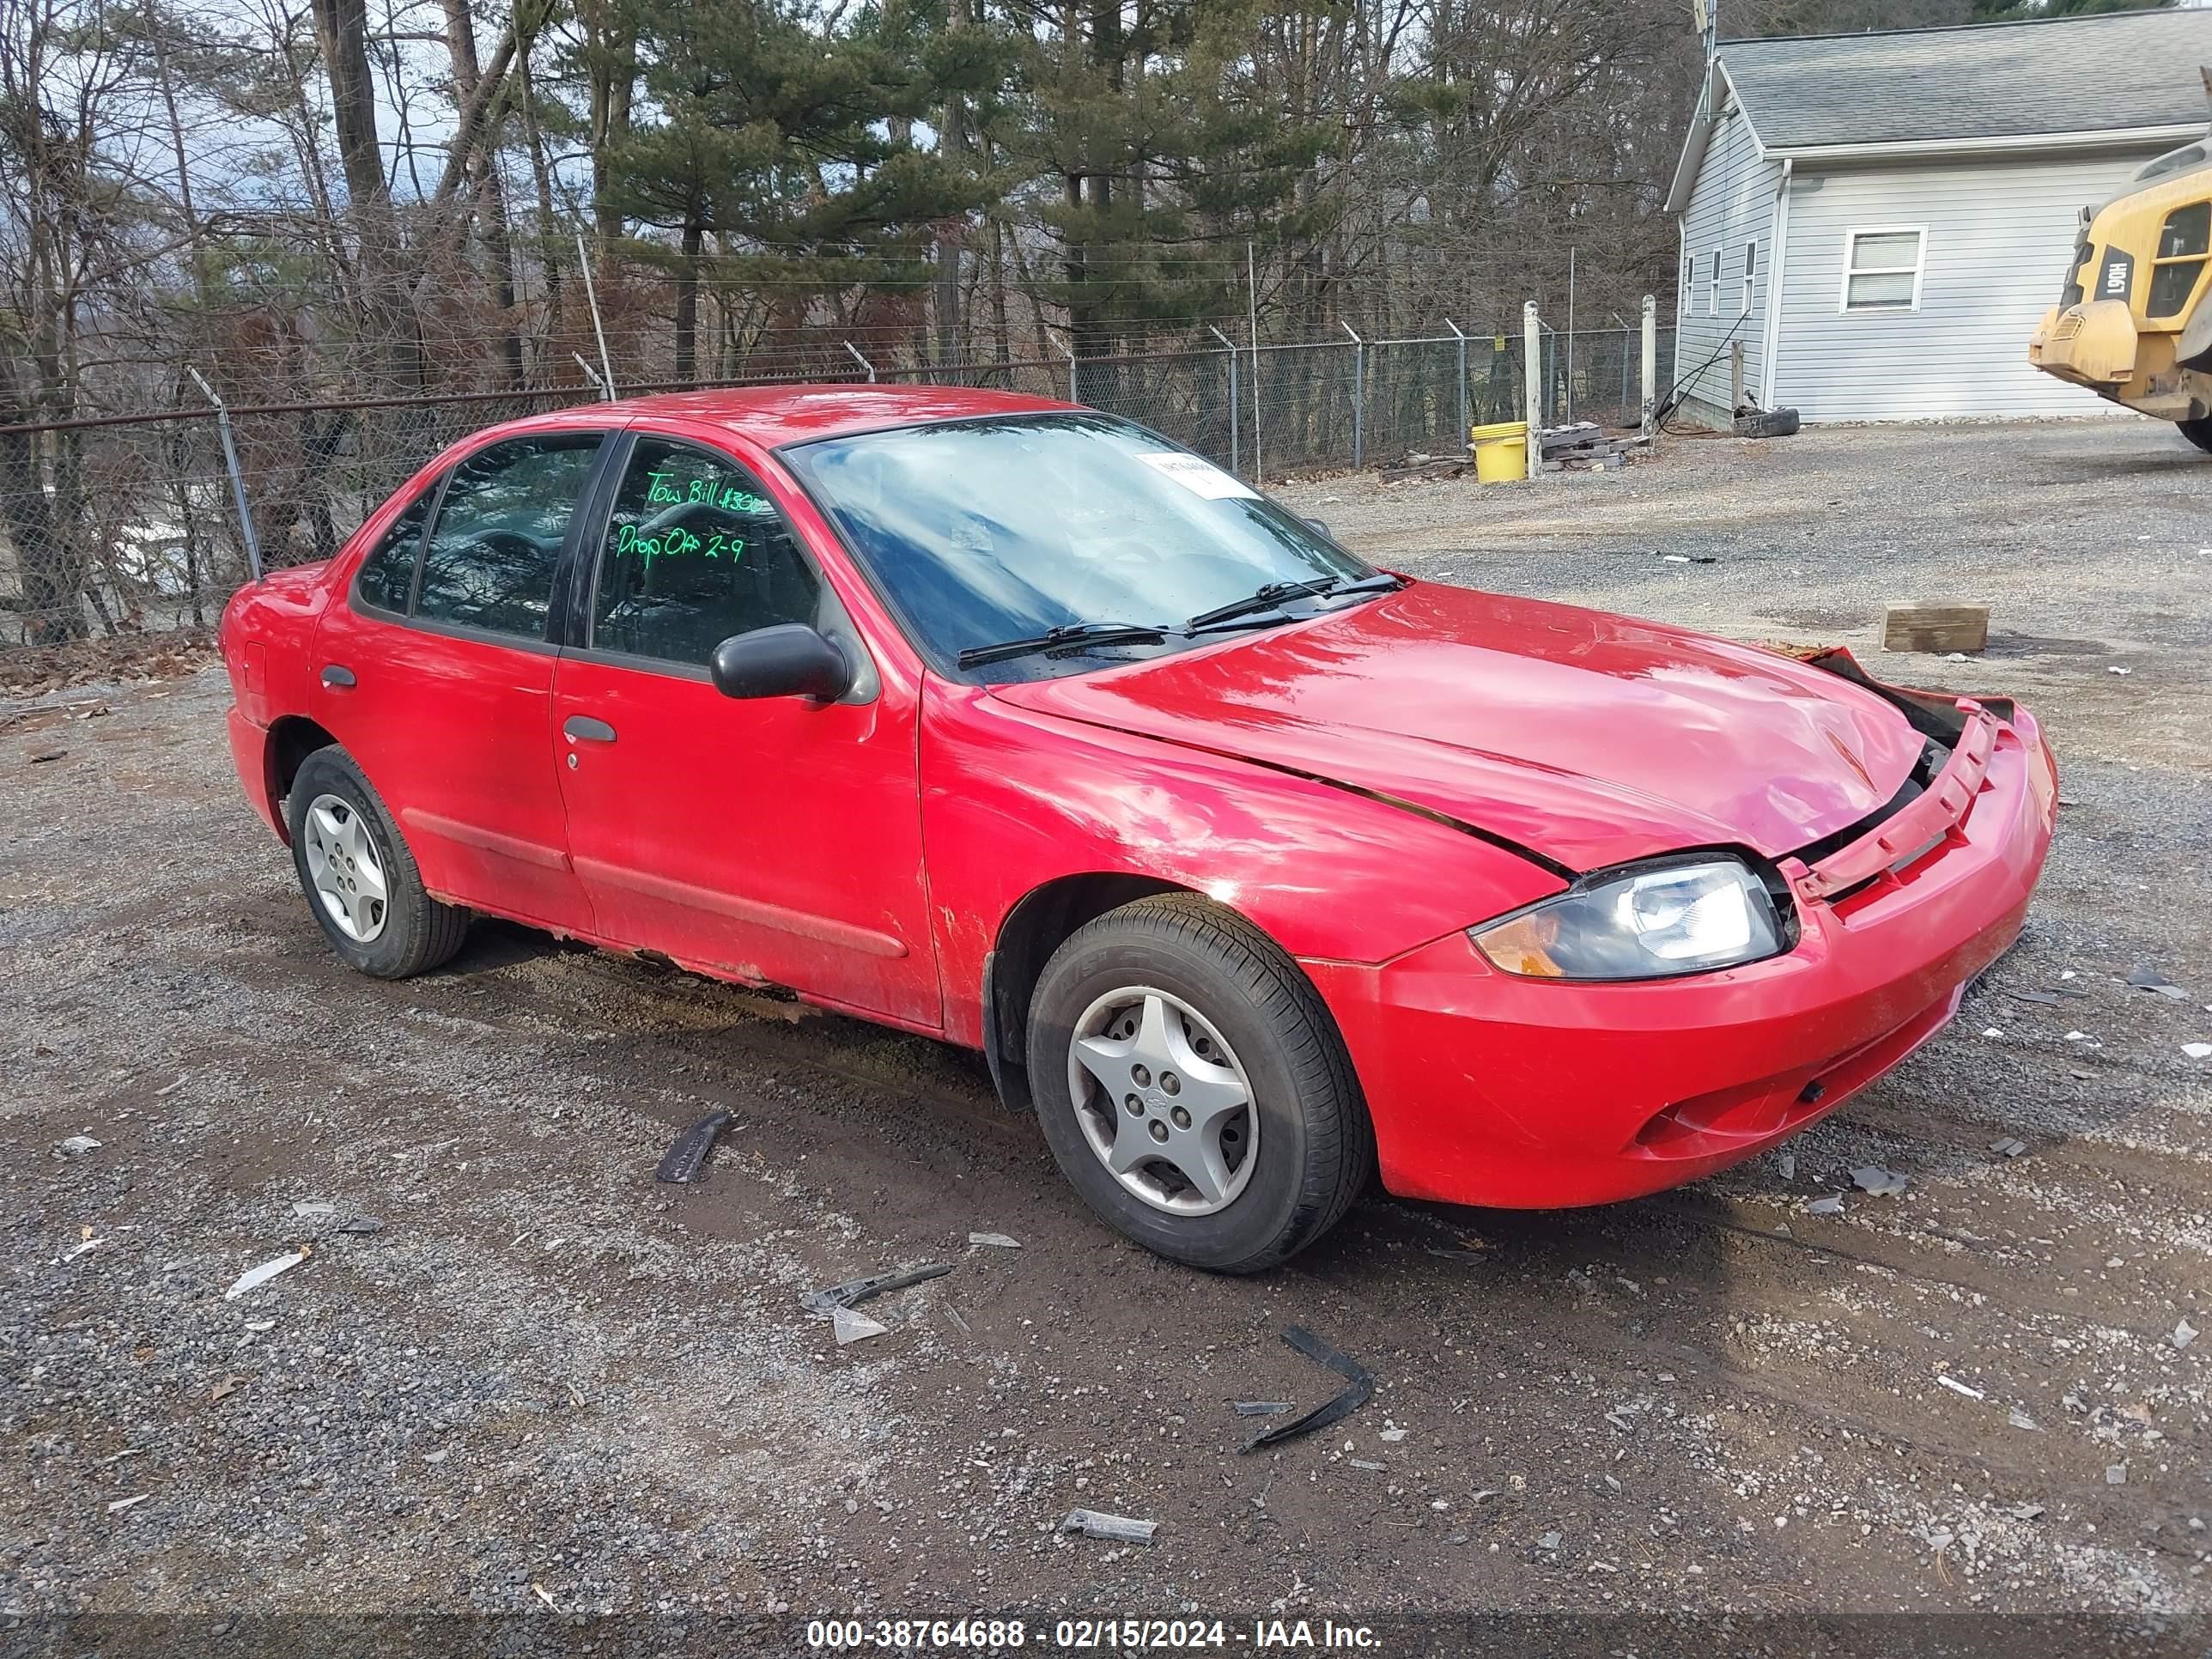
[988,583,1923,872]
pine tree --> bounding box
[601,0,983,378]
[1010,0,1338,362]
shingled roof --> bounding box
[1665,10,2212,215]
[1722,10,2212,151]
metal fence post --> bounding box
[1641,296,1657,438]
[842,341,878,383]
[185,366,263,583]
[1342,322,1364,471]
[574,233,617,398]
[1206,325,1240,477]
[1522,302,1542,480]
[1067,345,1080,407]
[1444,320,1469,451]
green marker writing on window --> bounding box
[645,471,772,516]
[617,520,746,571]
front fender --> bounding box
[921,684,1565,1048]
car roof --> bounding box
[520,382,1079,449]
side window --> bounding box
[354,483,436,614]
[415,435,602,638]
[590,437,822,667]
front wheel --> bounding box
[2179,416,2212,455]
[1024,895,1372,1273]
[285,745,470,978]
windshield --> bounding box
[780,413,1379,682]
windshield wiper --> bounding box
[1185,572,1406,632]
[957,620,1177,670]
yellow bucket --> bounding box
[1469,419,1528,483]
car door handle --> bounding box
[320,665,356,690]
[563,715,617,744]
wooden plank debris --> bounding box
[1881,603,1990,654]
[1536,422,1649,471]
[1378,453,1468,483]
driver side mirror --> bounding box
[709,623,852,702]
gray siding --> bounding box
[1772,151,2164,422]
[1672,100,1781,424]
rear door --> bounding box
[549,429,939,1027]
[311,430,608,934]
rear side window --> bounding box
[589,437,821,666]
[415,435,603,639]
[354,483,436,613]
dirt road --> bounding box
[5,419,2209,1652]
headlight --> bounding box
[1470,857,1784,981]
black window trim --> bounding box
[562,426,879,702]
[346,428,621,653]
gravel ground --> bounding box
[5,417,2211,1653]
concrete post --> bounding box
[1640,295,1657,438]
[1522,301,1542,480]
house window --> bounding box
[1841,227,1925,313]
[1707,248,1720,315]
[1741,241,1757,314]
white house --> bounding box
[1665,9,2212,426]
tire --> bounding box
[1024,894,1373,1273]
[285,745,470,979]
[1734,406,1800,439]
[2179,416,2212,455]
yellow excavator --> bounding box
[2028,82,2212,452]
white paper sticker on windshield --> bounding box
[1137,451,1259,500]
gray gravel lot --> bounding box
[4,417,2211,1647]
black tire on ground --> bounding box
[284,745,470,979]
[1024,894,1373,1273]
[1734,406,1801,439]
[2179,416,2212,455]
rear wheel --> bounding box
[2179,416,2212,455]
[1024,894,1371,1273]
[285,746,469,978]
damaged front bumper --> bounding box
[1304,658,2058,1210]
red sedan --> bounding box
[219,386,2056,1270]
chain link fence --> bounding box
[0,325,1673,659]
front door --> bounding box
[550,432,939,1028]
[311,431,605,934]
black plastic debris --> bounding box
[1239,1326,1374,1453]
[1231,1401,1293,1417]
[655,1109,733,1183]
[799,1262,953,1316]
[2127,964,2189,1000]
